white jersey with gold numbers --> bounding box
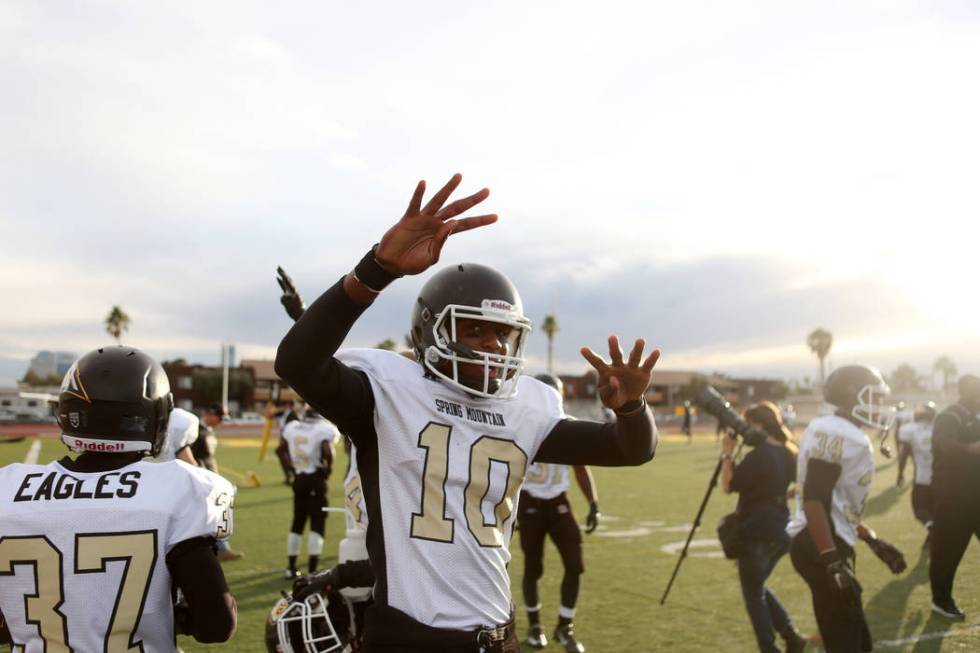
[282,418,340,475]
[523,463,570,500]
[0,458,234,653]
[787,414,874,547]
[336,348,566,631]
[897,420,934,486]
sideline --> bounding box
[875,623,980,648]
[24,438,41,464]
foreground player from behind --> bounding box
[0,346,236,651]
[276,173,659,652]
[787,365,906,653]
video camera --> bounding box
[698,386,768,447]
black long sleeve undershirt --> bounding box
[275,276,657,466]
[167,537,237,643]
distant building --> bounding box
[28,351,77,379]
[161,362,255,416]
[0,387,57,422]
[240,359,301,407]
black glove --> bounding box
[867,537,907,574]
[284,470,295,486]
[276,266,306,321]
[585,502,600,534]
[292,567,338,602]
[820,550,864,622]
[173,600,193,635]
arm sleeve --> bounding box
[167,538,237,643]
[803,458,841,511]
[274,277,377,441]
[533,404,657,466]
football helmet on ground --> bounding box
[411,263,532,399]
[823,364,894,431]
[57,346,173,456]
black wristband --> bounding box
[614,397,647,417]
[352,245,401,293]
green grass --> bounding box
[2,433,979,652]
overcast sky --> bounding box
[2,1,978,388]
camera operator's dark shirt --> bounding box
[730,441,795,541]
[932,403,980,497]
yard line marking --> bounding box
[875,624,980,648]
[24,438,41,464]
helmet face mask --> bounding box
[412,264,532,400]
[823,364,894,432]
[850,382,895,432]
[267,593,349,653]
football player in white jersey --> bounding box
[518,374,599,652]
[152,406,200,464]
[279,405,340,578]
[275,173,659,653]
[896,402,937,541]
[0,346,236,652]
[787,365,907,652]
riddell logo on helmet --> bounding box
[73,439,124,452]
[482,299,514,312]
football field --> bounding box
[2,432,978,652]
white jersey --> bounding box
[523,463,571,500]
[344,443,368,531]
[897,420,934,486]
[282,418,340,475]
[787,415,874,547]
[336,348,565,630]
[153,407,199,463]
[0,458,234,653]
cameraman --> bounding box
[721,401,806,653]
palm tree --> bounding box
[807,328,833,385]
[933,356,957,392]
[105,306,131,344]
[541,313,560,375]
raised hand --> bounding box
[276,266,305,321]
[374,173,497,276]
[580,336,660,411]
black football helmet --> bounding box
[823,364,893,431]
[534,373,564,395]
[265,590,352,653]
[57,346,173,456]
[410,263,532,399]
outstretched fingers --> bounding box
[580,346,610,374]
[422,173,462,214]
[405,180,426,216]
[449,214,498,234]
[607,335,625,367]
[437,187,490,220]
[627,338,645,367]
[642,348,662,372]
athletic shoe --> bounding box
[932,599,965,620]
[216,548,244,561]
[283,568,300,580]
[781,627,807,653]
[525,624,547,649]
[553,624,586,653]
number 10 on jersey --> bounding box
[410,422,527,548]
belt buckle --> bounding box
[476,625,506,648]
